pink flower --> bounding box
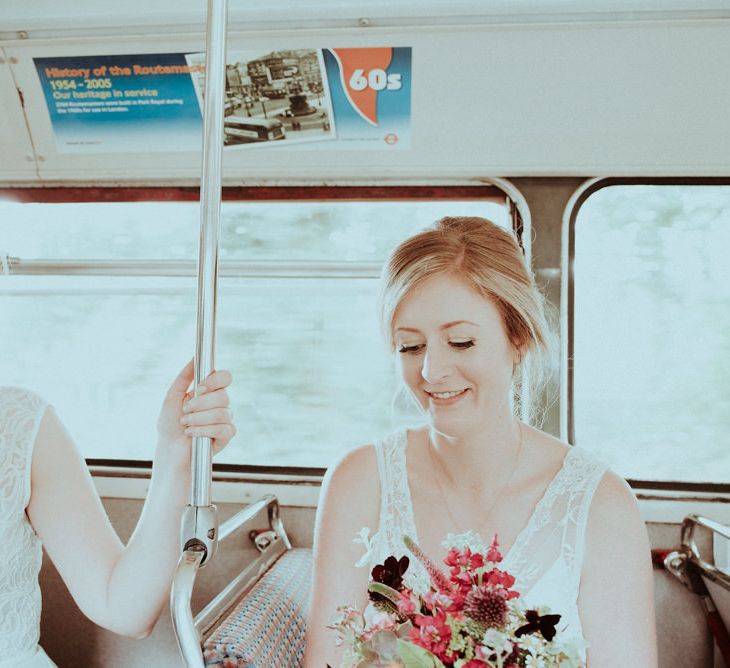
[487,534,503,563]
[410,610,452,660]
[485,568,516,590]
[444,546,485,574]
[423,589,455,611]
[405,536,453,592]
[451,570,474,590]
[397,590,417,616]
[361,612,397,640]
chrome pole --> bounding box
[179,0,228,566]
[172,2,228,664]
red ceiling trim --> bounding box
[0,185,505,204]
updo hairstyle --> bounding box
[379,216,556,420]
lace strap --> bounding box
[565,448,609,583]
[374,431,419,552]
[373,435,390,532]
[503,445,609,598]
[374,431,403,538]
[0,387,48,510]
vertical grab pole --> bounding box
[180,0,228,566]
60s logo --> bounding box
[348,69,402,92]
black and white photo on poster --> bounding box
[186,48,335,148]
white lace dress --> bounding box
[361,429,609,660]
[0,387,56,667]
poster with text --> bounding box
[34,47,411,153]
[34,54,203,153]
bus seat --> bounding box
[202,547,311,667]
[653,566,714,666]
[172,494,312,668]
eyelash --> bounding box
[397,340,475,354]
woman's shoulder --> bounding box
[321,441,380,500]
[530,431,640,537]
[316,443,382,544]
[328,442,378,474]
[588,468,641,528]
[552,438,642,543]
[521,427,612,502]
[0,386,48,427]
[324,428,409,486]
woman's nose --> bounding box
[421,347,451,384]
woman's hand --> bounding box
[155,359,236,471]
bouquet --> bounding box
[329,534,585,667]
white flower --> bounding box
[519,633,546,655]
[441,530,488,553]
[482,628,513,657]
[353,526,373,568]
[547,634,588,666]
[524,655,542,668]
[363,603,393,629]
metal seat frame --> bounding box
[172,494,293,667]
[664,514,730,666]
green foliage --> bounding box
[398,639,446,668]
[368,581,403,606]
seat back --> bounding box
[172,494,316,667]
[202,548,312,667]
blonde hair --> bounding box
[379,216,556,421]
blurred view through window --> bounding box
[573,185,730,483]
[0,196,509,466]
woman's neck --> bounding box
[427,411,523,494]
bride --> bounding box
[304,217,657,667]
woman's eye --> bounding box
[397,344,425,354]
[449,340,475,350]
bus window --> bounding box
[0,189,512,466]
[571,183,730,483]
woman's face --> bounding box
[392,273,517,438]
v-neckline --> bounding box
[399,429,577,568]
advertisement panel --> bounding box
[34,47,411,153]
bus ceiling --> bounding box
[1,1,730,184]
[2,1,730,34]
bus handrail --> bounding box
[171,547,206,668]
[681,514,730,591]
[4,257,382,278]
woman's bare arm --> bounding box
[579,471,658,667]
[304,444,380,667]
[27,361,236,638]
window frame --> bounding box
[1,183,522,477]
[562,176,730,493]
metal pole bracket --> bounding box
[180,503,219,566]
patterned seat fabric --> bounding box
[203,548,312,668]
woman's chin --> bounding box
[427,415,474,441]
